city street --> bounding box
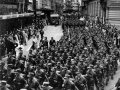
[1,25,120,90]
[23,25,120,90]
[44,25,63,41]
[23,25,63,57]
[1,0,120,89]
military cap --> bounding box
[57,62,61,64]
[56,71,61,75]
[8,64,13,67]
[19,47,23,50]
[87,66,91,69]
[16,69,21,72]
[1,80,7,85]
[27,72,34,77]
[48,63,52,66]
[65,74,70,78]
[42,82,49,86]
[67,70,71,73]
[64,77,68,79]
[89,64,93,67]
[80,59,83,62]
[76,71,81,74]
[51,68,55,71]
[20,89,27,90]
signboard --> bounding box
[107,0,120,7]
[1,13,34,20]
[0,0,18,4]
[0,4,18,15]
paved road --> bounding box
[44,25,63,41]
[23,25,63,57]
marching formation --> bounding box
[0,14,120,90]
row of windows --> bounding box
[88,1,104,18]
[0,0,18,4]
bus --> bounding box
[50,14,60,25]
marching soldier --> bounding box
[85,70,94,90]
[63,74,76,90]
[74,72,87,90]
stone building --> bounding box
[81,0,120,29]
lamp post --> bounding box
[78,3,80,18]
[33,0,36,27]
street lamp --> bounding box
[33,0,36,26]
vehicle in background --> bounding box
[50,14,60,26]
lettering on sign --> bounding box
[111,0,120,3]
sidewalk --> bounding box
[1,30,41,63]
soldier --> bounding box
[13,71,27,90]
[43,37,48,48]
[115,78,120,90]
[74,72,87,90]
[63,74,76,90]
[41,82,53,90]
[0,81,10,90]
[27,72,40,90]
[49,37,56,47]
[85,70,94,90]
[40,29,44,40]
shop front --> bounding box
[0,13,34,35]
[107,0,120,29]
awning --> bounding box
[0,13,34,20]
[38,8,54,12]
[63,9,74,13]
[50,14,59,17]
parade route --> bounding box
[44,25,63,41]
[1,25,120,90]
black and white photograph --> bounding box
[0,0,120,90]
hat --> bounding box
[57,62,61,64]
[76,71,81,74]
[42,82,50,87]
[87,66,91,69]
[65,74,70,78]
[1,80,7,85]
[19,47,23,50]
[48,63,52,66]
[8,64,13,67]
[16,69,21,72]
[27,72,34,77]
[56,71,61,75]
[80,60,83,62]
[20,89,27,90]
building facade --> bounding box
[63,0,81,13]
[106,0,120,28]
[0,0,19,15]
[82,0,120,28]
[82,0,107,23]
[51,0,64,14]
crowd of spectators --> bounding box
[0,21,45,59]
[0,14,120,90]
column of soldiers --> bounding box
[0,14,120,90]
